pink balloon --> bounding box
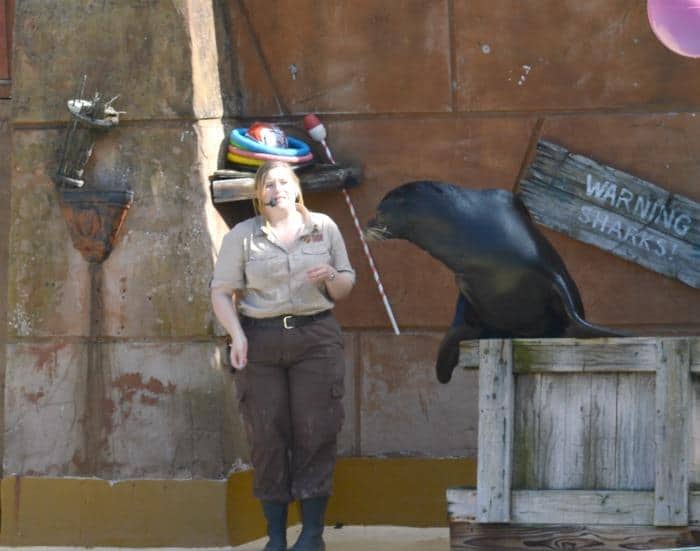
[647,0,700,58]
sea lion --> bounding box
[365,181,626,383]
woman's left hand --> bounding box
[306,264,336,284]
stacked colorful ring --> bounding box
[228,144,314,164]
[231,128,311,156]
[226,152,264,167]
[226,126,313,171]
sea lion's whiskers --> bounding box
[364,225,390,241]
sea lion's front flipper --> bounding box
[436,294,482,383]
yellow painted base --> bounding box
[0,476,228,547]
[228,457,477,545]
[0,457,476,546]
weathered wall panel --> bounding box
[453,0,700,112]
[6,1,237,480]
[93,124,222,338]
[12,0,222,123]
[0,100,11,471]
[360,333,478,457]
[232,0,451,115]
[8,128,90,338]
[4,341,88,475]
[96,342,236,479]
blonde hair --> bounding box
[252,161,305,215]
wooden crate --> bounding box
[448,337,700,550]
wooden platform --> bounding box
[451,523,700,551]
[448,337,700,551]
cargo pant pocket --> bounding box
[330,381,345,433]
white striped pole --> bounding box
[304,115,400,335]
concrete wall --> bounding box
[6,0,244,480]
[0,100,9,475]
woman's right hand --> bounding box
[229,332,248,370]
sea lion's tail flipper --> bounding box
[550,273,631,338]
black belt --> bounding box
[240,310,331,330]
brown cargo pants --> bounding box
[233,312,345,502]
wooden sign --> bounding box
[518,140,700,289]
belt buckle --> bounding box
[283,315,294,330]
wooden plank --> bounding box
[518,140,700,289]
[655,338,691,526]
[451,522,700,550]
[536,374,590,489]
[691,378,700,490]
[210,177,255,202]
[448,489,700,527]
[513,338,658,373]
[447,488,477,522]
[461,337,700,373]
[0,0,8,80]
[512,374,540,489]
[522,141,700,245]
[690,491,700,526]
[457,340,479,369]
[476,339,514,523]
[520,181,700,289]
[691,339,700,374]
[584,374,619,489]
[210,164,362,203]
[511,490,655,525]
[615,374,656,490]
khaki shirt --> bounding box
[211,207,355,318]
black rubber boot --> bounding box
[290,496,328,551]
[261,500,288,551]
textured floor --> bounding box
[1,538,697,551]
[232,525,449,550]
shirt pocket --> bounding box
[245,251,286,290]
[300,242,332,268]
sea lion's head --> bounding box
[365,181,446,241]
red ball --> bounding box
[246,122,288,148]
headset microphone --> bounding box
[264,198,278,207]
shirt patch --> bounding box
[300,233,324,243]
[300,225,324,243]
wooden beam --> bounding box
[210,177,255,202]
[654,338,691,527]
[691,491,700,527]
[449,489,700,526]
[210,164,362,203]
[451,522,700,550]
[476,339,514,523]
[449,489,654,525]
[512,337,658,373]
[459,337,677,374]
[691,339,700,374]
[456,341,479,370]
